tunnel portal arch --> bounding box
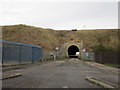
[67,45,79,58]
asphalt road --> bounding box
[2,59,118,88]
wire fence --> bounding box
[95,51,119,64]
[81,52,95,61]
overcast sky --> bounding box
[0,0,119,30]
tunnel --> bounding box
[68,45,79,58]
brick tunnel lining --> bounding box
[68,45,79,58]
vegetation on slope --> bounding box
[2,24,119,52]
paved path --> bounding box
[2,59,119,88]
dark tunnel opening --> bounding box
[68,45,79,58]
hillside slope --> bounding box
[2,24,119,51]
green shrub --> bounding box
[90,44,113,52]
[90,44,105,52]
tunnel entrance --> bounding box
[68,45,79,58]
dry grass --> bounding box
[2,24,119,51]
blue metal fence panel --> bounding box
[20,46,32,63]
[3,46,20,64]
[1,40,43,65]
[32,47,42,62]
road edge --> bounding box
[86,77,119,89]
[1,73,21,80]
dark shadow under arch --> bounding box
[68,45,79,58]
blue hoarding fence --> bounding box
[1,40,43,65]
